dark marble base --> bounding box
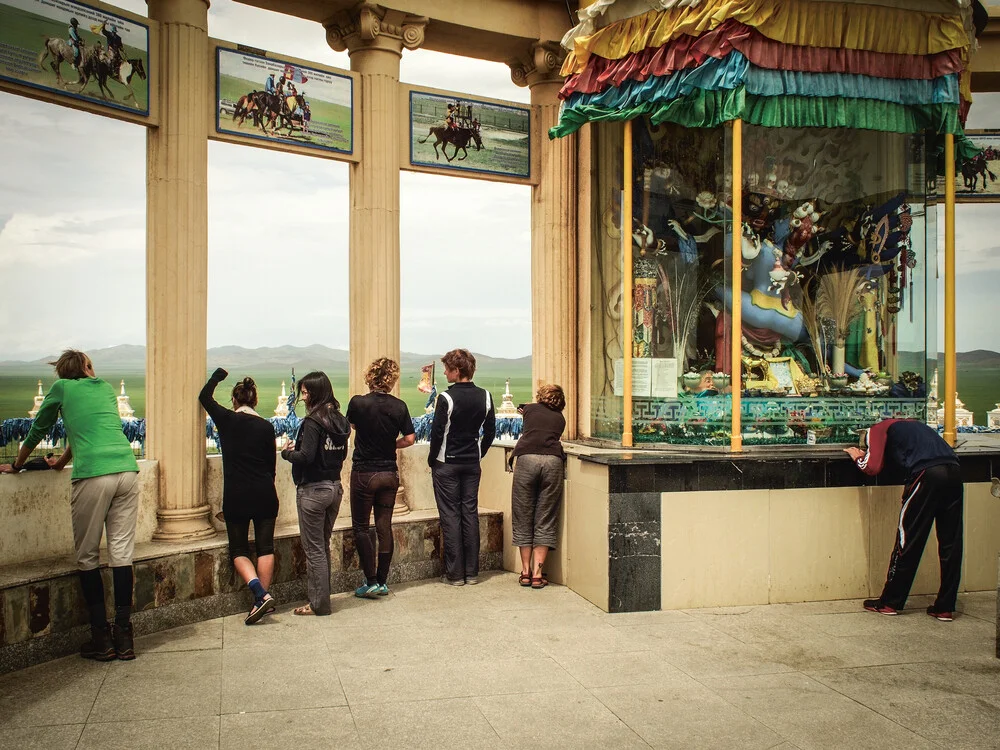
[608,493,661,613]
[0,514,504,674]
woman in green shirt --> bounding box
[1,350,140,661]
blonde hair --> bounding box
[49,349,91,380]
[364,358,400,393]
[536,384,566,412]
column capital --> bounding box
[508,41,566,89]
[325,2,429,57]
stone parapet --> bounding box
[0,509,504,674]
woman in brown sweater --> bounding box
[509,384,566,589]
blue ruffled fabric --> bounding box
[746,68,958,105]
[563,51,958,119]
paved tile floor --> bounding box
[0,573,997,749]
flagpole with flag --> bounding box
[417,362,436,413]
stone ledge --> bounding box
[0,509,504,674]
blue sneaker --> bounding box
[376,584,389,596]
[354,583,379,599]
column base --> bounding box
[394,486,410,517]
[153,504,216,542]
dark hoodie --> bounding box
[281,404,351,486]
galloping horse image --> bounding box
[961,153,996,192]
[78,53,146,104]
[38,37,85,86]
[418,125,484,162]
[232,91,269,128]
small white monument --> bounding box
[28,380,44,419]
[117,380,136,421]
[988,403,1000,430]
[937,392,974,428]
[496,378,522,419]
[926,370,939,427]
[273,381,290,418]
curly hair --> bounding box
[364,357,399,393]
[231,377,258,408]
[536,383,566,412]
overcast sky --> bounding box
[0,0,998,362]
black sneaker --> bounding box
[80,624,116,661]
[245,594,274,625]
[863,599,898,616]
[112,622,136,660]
[927,606,954,622]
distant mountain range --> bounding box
[0,344,532,373]
[1,344,998,373]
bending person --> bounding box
[510,384,567,589]
[1,351,140,660]
[281,372,350,616]
[845,419,963,621]
[346,359,415,598]
[428,349,496,586]
[200,369,280,625]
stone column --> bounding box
[511,43,578,438]
[326,4,428,397]
[146,0,214,541]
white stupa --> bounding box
[273,381,290,418]
[926,370,938,427]
[117,380,136,420]
[988,403,1000,430]
[936,392,974,428]
[28,380,44,418]
[496,378,522,419]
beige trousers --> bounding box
[70,471,140,570]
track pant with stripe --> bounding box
[879,463,964,611]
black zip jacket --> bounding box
[428,381,496,466]
[281,404,351,485]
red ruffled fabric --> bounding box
[560,20,965,101]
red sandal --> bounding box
[531,572,548,589]
[518,572,532,587]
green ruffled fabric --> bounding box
[549,87,963,139]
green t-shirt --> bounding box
[25,378,139,480]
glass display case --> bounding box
[590,118,936,445]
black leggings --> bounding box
[226,516,276,561]
[350,470,399,584]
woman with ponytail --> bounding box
[200,368,280,625]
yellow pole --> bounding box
[622,119,634,448]
[730,119,743,452]
[943,133,957,446]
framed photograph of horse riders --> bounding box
[212,42,357,162]
[405,86,533,184]
[0,0,152,124]
[952,129,1000,203]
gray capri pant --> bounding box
[511,454,565,549]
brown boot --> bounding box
[80,624,116,661]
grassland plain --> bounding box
[217,74,351,151]
[0,4,149,111]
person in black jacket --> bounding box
[200,368,280,625]
[280,371,350,616]
[346,358,415,598]
[428,349,496,585]
[510,384,566,590]
[845,418,963,621]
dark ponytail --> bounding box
[231,377,258,408]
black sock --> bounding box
[78,569,106,629]
[376,552,392,586]
[112,566,133,626]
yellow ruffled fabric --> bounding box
[561,0,969,75]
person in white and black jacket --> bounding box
[428,349,496,585]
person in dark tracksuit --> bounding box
[845,418,963,621]
[428,349,496,586]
